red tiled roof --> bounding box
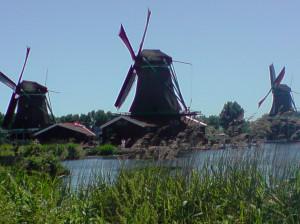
[59,122,96,136]
[34,122,96,137]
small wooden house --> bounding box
[33,122,96,143]
[100,115,156,147]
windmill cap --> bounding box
[275,84,291,92]
[20,80,48,93]
[140,49,172,64]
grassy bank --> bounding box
[1,147,300,223]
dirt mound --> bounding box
[131,120,206,149]
[250,112,300,141]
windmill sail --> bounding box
[2,94,18,129]
[259,64,295,116]
[1,48,54,130]
[0,72,16,90]
[258,88,272,108]
[116,10,187,117]
[138,9,151,55]
[269,64,276,86]
[119,25,136,60]
[273,67,285,87]
[115,66,136,108]
[17,47,30,84]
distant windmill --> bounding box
[0,48,55,130]
[258,64,296,116]
[115,9,187,118]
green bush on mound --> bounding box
[65,143,84,160]
[0,143,84,176]
[95,144,118,155]
[22,154,66,176]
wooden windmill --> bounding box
[258,64,296,116]
[115,10,188,119]
[0,48,55,130]
[101,10,206,147]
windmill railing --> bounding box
[113,111,200,118]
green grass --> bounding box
[0,147,300,223]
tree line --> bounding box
[0,110,116,130]
[0,102,246,132]
[0,100,249,137]
[55,110,116,129]
[201,101,250,136]
[55,102,248,136]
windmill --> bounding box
[115,10,188,118]
[258,64,296,116]
[0,47,55,130]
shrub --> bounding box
[66,143,84,160]
[0,143,74,175]
[0,144,15,157]
[22,154,67,176]
[96,144,117,156]
[19,144,44,157]
[43,144,68,160]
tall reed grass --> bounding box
[1,145,300,223]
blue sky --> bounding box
[0,1,300,120]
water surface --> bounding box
[62,143,300,189]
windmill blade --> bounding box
[274,67,285,87]
[44,68,48,86]
[269,64,276,86]
[48,89,60,94]
[114,66,136,108]
[119,25,136,60]
[17,47,30,84]
[173,60,193,65]
[2,93,18,129]
[2,47,30,129]
[170,64,187,111]
[46,92,56,123]
[137,9,151,55]
[258,88,272,108]
[0,71,16,90]
[44,69,61,93]
[291,92,297,112]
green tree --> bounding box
[57,114,80,123]
[79,113,91,127]
[88,110,115,127]
[83,110,115,127]
[56,110,116,128]
[219,101,244,131]
[206,115,220,129]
